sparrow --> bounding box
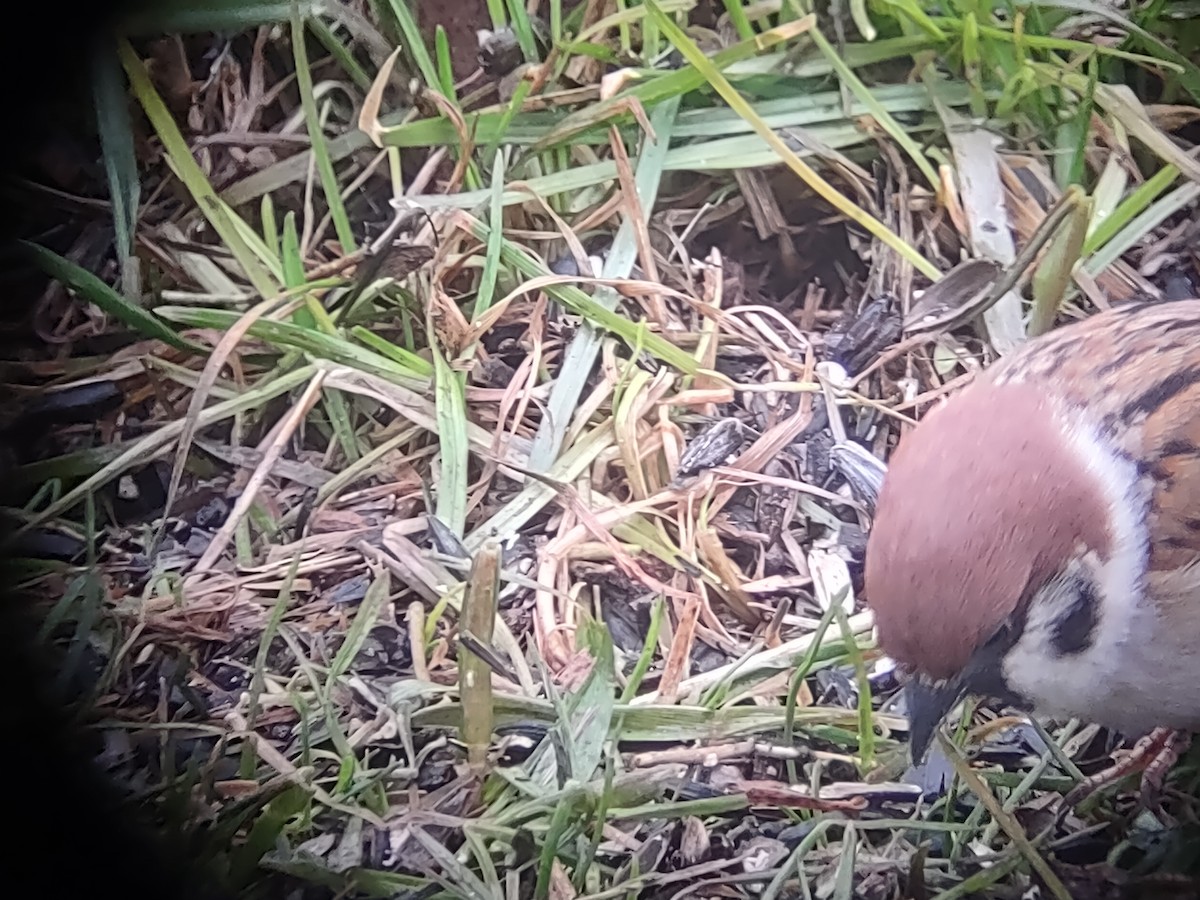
[863,299,1200,797]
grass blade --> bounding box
[92,37,141,298]
[21,242,199,353]
[430,338,469,537]
[646,1,940,280]
[118,38,280,299]
[291,12,357,254]
[527,95,682,471]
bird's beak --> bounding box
[906,677,963,763]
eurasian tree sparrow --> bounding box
[864,300,1200,798]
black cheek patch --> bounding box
[1049,580,1100,656]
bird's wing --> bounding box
[990,300,1200,574]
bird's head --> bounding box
[864,380,1142,760]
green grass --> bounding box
[13,0,1200,896]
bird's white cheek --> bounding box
[1001,642,1120,725]
[1001,603,1200,736]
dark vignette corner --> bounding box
[0,3,237,898]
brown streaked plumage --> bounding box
[864,300,1200,776]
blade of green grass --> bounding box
[1083,179,1200,277]
[464,421,613,553]
[156,306,431,384]
[475,148,508,319]
[21,241,199,353]
[647,1,939,280]
[92,37,141,299]
[292,13,358,254]
[434,25,455,98]
[261,194,280,260]
[322,387,361,463]
[527,95,682,472]
[281,212,313,330]
[565,616,616,780]
[485,0,506,31]
[411,116,945,212]
[379,79,959,152]
[504,0,539,61]
[1083,162,1179,255]
[220,59,958,206]
[241,551,302,777]
[375,0,438,88]
[1029,188,1091,336]
[11,364,316,538]
[349,326,434,376]
[430,337,469,537]
[118,0,317,34]
[835,604,876,773]
[534,802,574,900]
[873,0,947,39]
[807,26,939,188]
[118,39,280,299]
[939,735,1073,900]
[329,568,389,681]
[308,16,373,91]
[460,215,699,375]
